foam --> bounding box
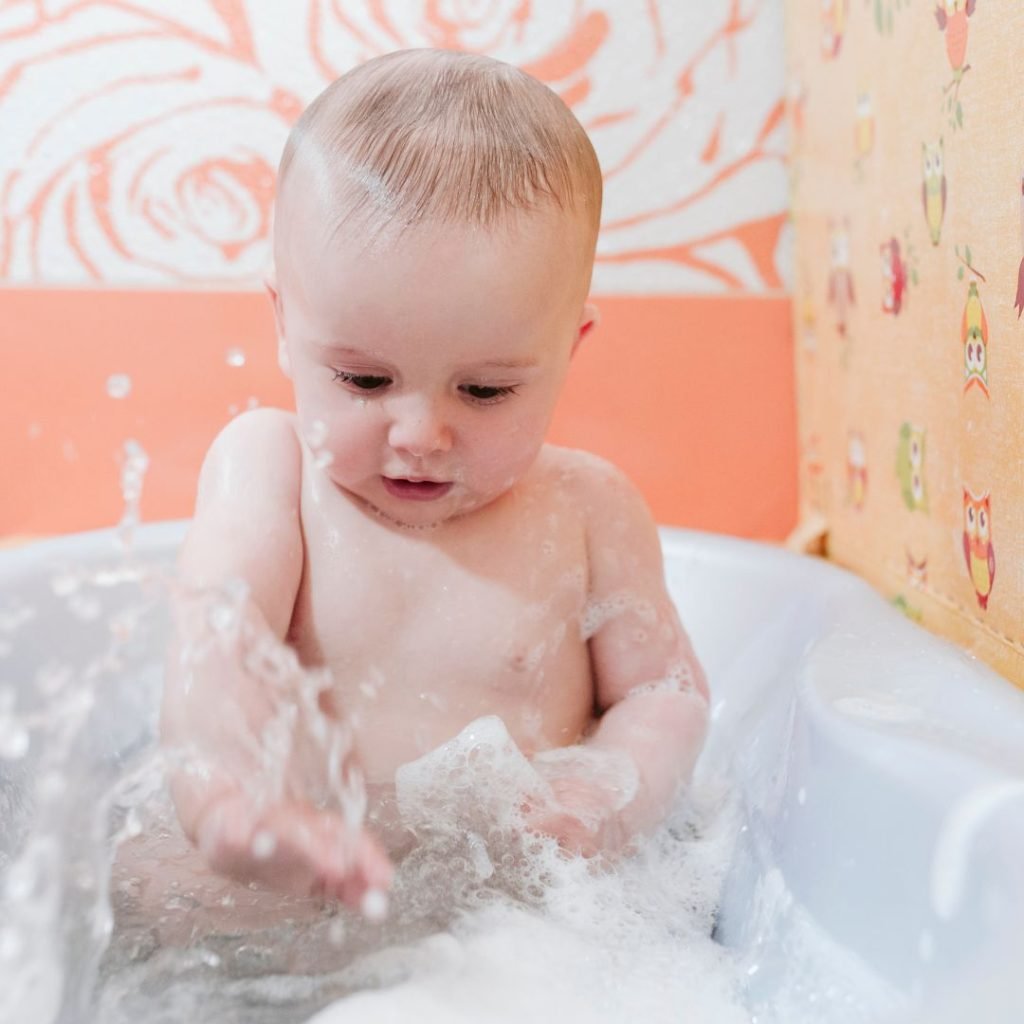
[90,712,748,1024]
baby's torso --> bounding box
[288,445,595,785]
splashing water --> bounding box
[116,441,149,553]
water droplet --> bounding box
[0,926,22,961]
[106,374,132,399]
[123,810,142,840]
[314,450,334,470]
[0,720,29,760]
[117,439,150,551]
[207,601,238,634]
[51,570,81,597]
[225,347,246,367]
[361,888,388,921]
[251,830,276,860]
[4,857,38,902]
[246,396,260,410]
[68,593,102,621]
[307,420,328,447]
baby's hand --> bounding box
[195,792,393,917]
[524,745,640,858]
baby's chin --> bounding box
[351,483,494,531]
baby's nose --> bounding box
[387,398,453,457]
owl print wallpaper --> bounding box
[787,0,1024,685]
[0,1,795,540]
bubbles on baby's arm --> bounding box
[578,591,658,641]
[625,661,703,701]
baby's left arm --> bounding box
[531,459,709,853]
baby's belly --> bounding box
[330,649,595,786]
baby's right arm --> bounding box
[160,409,391,911]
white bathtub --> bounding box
[0,522,1022,1023]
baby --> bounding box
[161,48,709,916]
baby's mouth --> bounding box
[381,477,454,501]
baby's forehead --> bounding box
[277,162,588,266]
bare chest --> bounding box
[289,483,594,779]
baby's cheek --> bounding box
[470,433,543,490]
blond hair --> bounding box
[277,48,602,249]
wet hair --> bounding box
[276,48,602,251]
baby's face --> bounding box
[272,201,595,528]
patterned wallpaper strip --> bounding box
[788,0,1024,686]
[0,0,788,294]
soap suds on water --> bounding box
[95,715,748,1024]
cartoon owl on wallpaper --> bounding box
[896,423,928,511]
[822,0,849,58]
[962,488,994,610]
[922,140,947,245]
[962,280,989,396]
[828,219,855,337]
[880,238,908,315]
[1015,169,1024,319]
[847,431,867,510]
[935,0,976,76]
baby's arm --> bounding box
[531,459,709,853]
[160,409,391,909]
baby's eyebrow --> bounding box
[473,358,539,370]
[316,343,389,362]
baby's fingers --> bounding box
[523,807,602,859]
[195,795,392,915]
[314,825,393,918]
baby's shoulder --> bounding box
[537,445,656,544]
[537,444,641,504]
[196,407,302,507]
[204,407,299,467]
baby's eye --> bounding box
[333,370,391,391]
[460,383,519,404]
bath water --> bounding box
[0,540,755,1024]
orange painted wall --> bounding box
[2,289,796,540]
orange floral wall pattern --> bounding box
[1,1,797,540]
[788,0,1024,685]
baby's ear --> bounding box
[264,273,292,379]
[572,302,600,357]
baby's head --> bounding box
[268,49,603,528]
[273,47,601,279]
